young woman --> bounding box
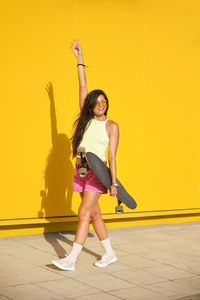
[52,39,119,271]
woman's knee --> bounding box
[90,208,102,222]
[78,207,90,221]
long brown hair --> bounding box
[71,89,109,157]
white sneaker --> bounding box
[52,255,75,271]
[94,253,117,268]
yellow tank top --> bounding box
[79,118,109,161]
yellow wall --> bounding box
[1,0,200,236]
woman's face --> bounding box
[93,94,107,116]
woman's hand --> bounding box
[70,39,83,60]
[110,185,118,197]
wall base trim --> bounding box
[1,209,200,237]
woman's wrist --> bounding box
[111,182,119,188]
[77,56,84,64]
[77,63,85,67]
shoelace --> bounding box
[101,253,116,262]
[62,255,75,265]
[101,253,111,261]
[59,255,70,263]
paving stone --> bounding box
[171,293,200,300]
[139,250,179,263]
[36,277,99,298]
[109,286,170,299]
[0,274,57,288]
[102,262,132,273]
[112,269,168,286]
[174,276,200,290]
[125,230,174,242]
[73,292,120,300]
[147,281,200,298]
[118,253,161,268]
[0,284,65,300]
[167,262,200,274]
[74,273,134,291]
[0,266,64,287]
[56,266,105,279]
[0,293,12,300]
[144,265,195,280]
[138,240,179,251]
[16,238,66,256]
[113,242,153,255]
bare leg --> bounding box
[90,202,108,241]
[74,191,101,245]
[90,202,116,262]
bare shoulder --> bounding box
[107,119,119,128]
[106,119,119,137]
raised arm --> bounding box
[70,39,88,110]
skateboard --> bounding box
[84,151,137,210]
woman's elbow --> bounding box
[108,154,116,163]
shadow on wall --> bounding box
[38,82,75,219]
[37,84,98,259]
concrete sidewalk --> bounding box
[1,222,200,300]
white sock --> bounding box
[100,237,115,256]
[67,242,83,263]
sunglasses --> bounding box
[95,99,107,108]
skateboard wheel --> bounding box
[115,205,124,214]
[78,167,88,177]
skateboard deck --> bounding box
[85,152,137,209]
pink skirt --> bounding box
[73,162,107,194]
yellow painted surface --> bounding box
[1,0,200,236]
[1,213,200,238]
